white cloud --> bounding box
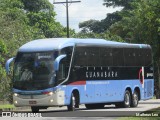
[50,0,123,32]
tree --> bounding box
[21,0,53,12]
[21,0,66,38]
[0,0,45,102]
[109,0,160,97]
[103,0,133,9]
[79,12,122,34]
[79,19,102,33]
[79,0,131,34]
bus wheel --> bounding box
[31,106,39,113]
[67,93,76,111]
[131,91,139,107]
[123,90,131,108]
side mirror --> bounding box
[5,57,15,74]
[54,54,66,71]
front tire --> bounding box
[67,93,76,111]
[131,91,139,107]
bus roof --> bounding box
[18,38,150,52]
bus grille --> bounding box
[18,94,48,99]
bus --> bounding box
[6,38,154,112]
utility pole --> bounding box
[53,0,81,38]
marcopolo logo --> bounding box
[2,112,42,118]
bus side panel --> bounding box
[99,80,123,102]
[141,79,154,100]
[62,85,86,105]
[61,79,154,105]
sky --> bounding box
[49,0,123,32]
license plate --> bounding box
[29,101,37,104]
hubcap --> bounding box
[133,93,138,105]
[125,93,130,105]
[72,96,75,108]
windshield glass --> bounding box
[13,51,58,90]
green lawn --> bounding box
[0,104,15,109]
[120,107,160,120]
[121,117,159,120]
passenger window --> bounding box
[100,48,113,66]
[124,48,136,66]
[135,48,145,66]
[87,47,100,66]
[113,48,124,66]
[74,47,87,66]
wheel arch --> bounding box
[125,87,132,95]
[71,89,80,106]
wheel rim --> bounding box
[125,92,130,105]
[133,93,138,105]
[72,95,75,110]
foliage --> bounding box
[21,0,53,12]
[79,12,122,34]
[27,12,66,38]
[109,0,160,97]
[0,0,67,102]
[78,0,134,34]
[79,19,103,33]
[103,0,133,9]
[21,0,66,38]
[74,31,124,42]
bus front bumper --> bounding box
[13,91,65,107]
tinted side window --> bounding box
[74,47,87,66]
[113,48,124,66]
[144,48,152,66]
[135,48,145,66]
[124,48,136,66]
[87,47,100,66]
[100,48,113,66]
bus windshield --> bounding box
[13,51,58,90]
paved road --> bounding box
[1,99,160,120]
[41,99,160,117]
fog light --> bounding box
[14,101,18,104]
[50,99,54,103]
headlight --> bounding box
[48,92,53,96]
[14,101,18,104]
[14,93,19,97]
[42,91,53,96]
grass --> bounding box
[120,117,159,120]
[0,104,15,109]
[119,107,160,120]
